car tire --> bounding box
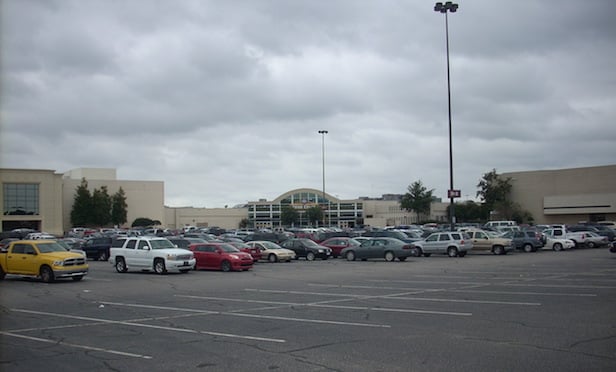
[346,251,356,261]
[221,260,231,272]
[98,251,109,261]
[493,246,505,255]
[586,241,596,248]
[384,251,395,262]
[306,252,316,261]
[447,247,458,257]
[553,243,563,252]
[154,259,167,275]
[415,247,423,257]
[268,254,278,263]
[115,257,128,273]
[523,244,533,253]
[40,265,54,283]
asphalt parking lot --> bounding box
[1,248,615,372]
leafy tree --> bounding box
[70,178,92,227]
[448,200,485,222]
[400,180,434,223]
[239,218,250,229]
[132,217,160,227]
[111,187,128,226]
[476,169,514,219]
[305,206,323,226]
[91,186,112,226]
[280,205,299,226]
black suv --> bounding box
[82,237,113,261]
[280,238,332,261]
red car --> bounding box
[320,237,362,258]
[189,242,253,272]
[228,241,262,262]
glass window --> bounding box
[3,183,40,215]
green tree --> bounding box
[132,217,160,227]
[280,205,299,226]
[305,206,323,226]
[111,187,128,226]
[91,186,112,226]
[239,218,250,229]
[400,180,434,223]
[476,169,514,219]
[449,200,485,222]
[70,178,92,227]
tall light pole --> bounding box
[434,1,459,231]
[318,130,328,227]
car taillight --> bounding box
[460,240,465,244]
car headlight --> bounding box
[53,260,64,266]
[166,254,178,260]
[318,249,324,253]
[229,254,239,259]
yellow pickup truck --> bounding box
[0,240,89,283]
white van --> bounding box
[484,221,517,229]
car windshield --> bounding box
[261,241,281,249]
[150,239,176,249]
[220,244,240,253]
[37,242,69,253]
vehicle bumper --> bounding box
[166,259,196,271]
[231,260,253,270]
[53,267,89,279]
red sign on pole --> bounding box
[448,189,461,198]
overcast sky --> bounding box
[2,0,615,208]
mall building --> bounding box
[1,165,615,235]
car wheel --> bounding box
[98,251,109,261]
[447,247,458,257]
[586,241,596,248]
[384,251,395,262]
[523,244,533,253]
[40,265,54,283]
[346,251,356,261]
[115,257,128,273]
[414,247,423,257]
[221,260,232,272]
[306,252,316,261]
[553,243,563,252]
[268,254,278,263]
[493,245,504,255]
[154,259,167,275]
[72,275,83,281]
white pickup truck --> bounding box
[110,237,195,274]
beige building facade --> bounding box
[503,164,616,225]
[2,165,614,236]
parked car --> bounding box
[507,230,544,253]
[82,237,113,261]
[582,231,610,248]
[167,237,207,249]
[340,237,417,262]
[245,241,296,262]
[411,232,473,257]
[466,230,513,255]
[544,236,575,251]
[110,236,195,274]
[361,230,421,244]
[280,238,331,261]
[228,241,262,262]
[55,239,87,257]
[320,237,362,258]
[189,242,253,272]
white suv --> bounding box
[412,232,473,257]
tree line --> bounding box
[400,169,533,224]
[70,178,128,228]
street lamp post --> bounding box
[318,130,328,227]
[434,1,458,231]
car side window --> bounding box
[11,244,26,254]
[125,240,136,249]
[426,235,438,242]
[137,241,149,250]
[439,234,450,241]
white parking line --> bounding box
[0,331,152,359]
[455,289,596,297]
[11,308,286,344]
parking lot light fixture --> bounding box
[434,2,458,231]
